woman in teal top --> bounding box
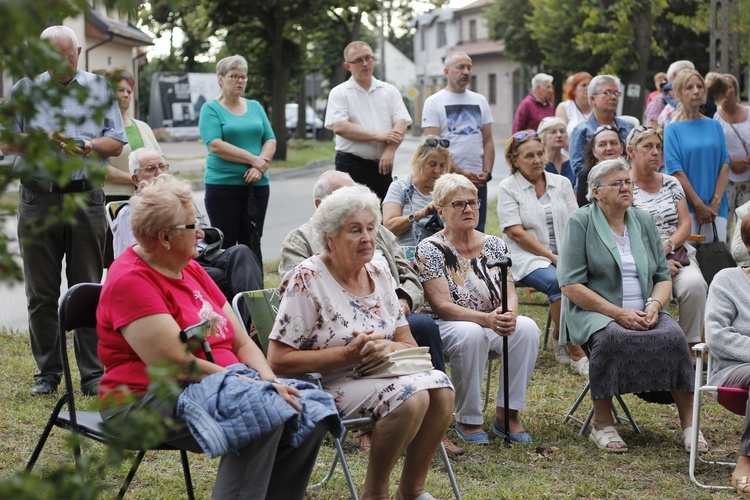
[664,69,730,243]
[199,54,276,264]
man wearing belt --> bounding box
[1,26,126,396]
[325,41,412,201]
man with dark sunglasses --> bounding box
[422,51,495,232]
[568,74,634,187]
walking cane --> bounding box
[179,319,215,363]
[488,257,512,445]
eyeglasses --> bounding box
[225,74,248,82]
[597,179,634,189]
[139,163,170,175]
[347,54,374,65]
[425,138,450,148]
[171,221,200,230]
[596,90,623,97]
[444,199,481,211]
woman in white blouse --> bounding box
[497,130,587,375]
[715,73,750,235]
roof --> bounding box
[454,0,493,14]
[413,8,454,28]
[85,8,153,46]
[454,40,505,57]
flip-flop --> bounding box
[733,475,750,496]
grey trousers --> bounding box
[102,392,327,499]
[17,186,105,389]
[721,364,750,456]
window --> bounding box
[437,22,446,48]
[470,75,477,92]
[469,20,477,42]
[488,74,497,104]
[420,27,425,51]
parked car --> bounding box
[285,103,324,139]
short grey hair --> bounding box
[128,148,162,175]
[311,184,381,252]
[216,55,248,76]
[444,51,470,69]
[667,60,695,82]
[312,170,354,201]
[532,73,553,89]
[586,158,630,202]
[130,174,194,250]
[588,75,621,101]
[40,25,79,51]
[537,116,567,142]
[432,173,477,207]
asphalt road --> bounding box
[0,135,509,331]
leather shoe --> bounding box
[81,382,99,397]
[359,430,372,453]
[30,379,57,396]
[442,435,464,456]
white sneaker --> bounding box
[554,344,572,365]
[570,357,590,376]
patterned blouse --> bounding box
[416,233,514,317]
[632,173,685,240]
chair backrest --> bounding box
[232,288,280,354]
[59,283,103,419]
[105,200,129,230]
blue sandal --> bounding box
[492,420,533,443]
[454,424,489,445]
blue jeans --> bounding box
[516,264,562,303]
[205,183,269,264]
[18,186,106,388]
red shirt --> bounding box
[512,93,554,133]
[97,246,238,398]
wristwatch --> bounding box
[666,239,676,253]
[645,297,663,310]
[484,171,493,181]
[268,377,282,384]
[407,214,415,222]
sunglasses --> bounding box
[425,138,450,148]
[510,131,539,153]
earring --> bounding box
[166,245,171,250]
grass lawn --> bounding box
[1,200,744,498]
[269,139,335,168]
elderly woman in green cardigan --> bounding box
[557,158,705,454]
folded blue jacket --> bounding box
[176,364,343,458]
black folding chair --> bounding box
[25,282,195,499]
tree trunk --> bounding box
[621,0,652,118]
[295,74,307,139]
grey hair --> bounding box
[311,184,381,252]
[444,51,470,69]
[432,173,477,207]
[312,170,354,201]
[537,116,567,142]
[128,147,161,175]
[216,55,248,76]
[41,26,79,51]
[588,75,621,101]
[130,174,194,250]
[586,158,630,202]
[667,60,695,82]
[531,73,553,89]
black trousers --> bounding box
[335,151,392,202]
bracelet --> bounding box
[268,377,282,384]
[645,297,663,310]
[712,195,720,202]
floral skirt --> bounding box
[323,369,453,420]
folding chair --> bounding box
[562,345,641,437]
[689,343,749,490]
[232,289,462,500]
[105,200,129,230]
[25,283,195,499]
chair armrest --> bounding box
[692,343,707,354]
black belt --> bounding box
[22,179,93,193]
[336,151,380,165]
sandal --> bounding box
[682,427,708,453]
[589,425,628,453]
[733,475,750,496]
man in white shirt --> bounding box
[325,41,412,201]
[422,52,495,232]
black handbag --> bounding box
[694,222,736,286]
[666,244,690,267]
[403,181,443,244]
